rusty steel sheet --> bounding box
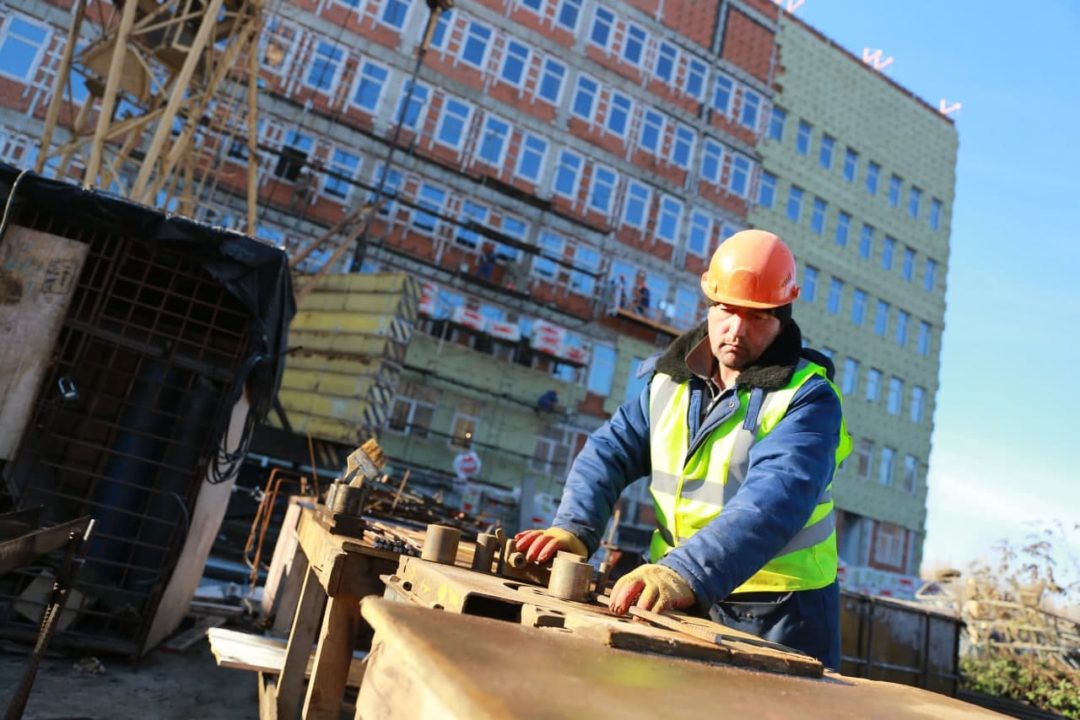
[357,598,1006,720]
[383,555,823,678]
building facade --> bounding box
[0,0,954,579]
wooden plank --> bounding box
[277,567,327,720]
[303,593,363,720]
[161,615,226,653]
[258,672,278,720]
[262,497,304,624]
[208,628,366,687]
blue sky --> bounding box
[796,2,1080,586]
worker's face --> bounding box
[707,303,782,370]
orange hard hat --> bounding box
[700,229,800,308]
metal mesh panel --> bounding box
[1,206,252,656]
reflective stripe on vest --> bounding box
[647,359,852,594]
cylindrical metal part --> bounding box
[549,555,592,602]
[507,552,526,569]
[421,524,461,565]
[497,537,516,576]
[471,533,498,572]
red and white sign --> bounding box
[453,450,482,481]
[558,342,590,365]
[531,319,565,355]
[451,305,486,332]
[488,321,521,342]
[418,281,438,316]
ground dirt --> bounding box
[0,640,259,720]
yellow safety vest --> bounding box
[647,359,852,593]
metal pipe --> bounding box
[420,525,460,565]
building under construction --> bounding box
[0,0,954,602]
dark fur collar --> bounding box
[655,320,804,389]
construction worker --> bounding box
[515,230,851,668]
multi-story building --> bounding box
[0,0,954,579]
[749,16,957,579]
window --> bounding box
[275,130,313,180]
[827,277,843,315]
[521,0,544,12]
[380,0,411,29]
[851,288,867,326]
[758,171,777,209]
[352,60,389,112]
[638,109,665,155]
[0,16,48,81]
[819,134,834,169]
[729,154,751,197]
[903,455,918,495]
[917,321,931,355]
[552,149,583,198]
[496,216,526,262]
[590,6,615,49]
[589,165,617,214]
[865,368,881,402]
[859,224,873,259]
[685,58,707,101]
[857,439,875,479]
[843,147,858,182]
[841,358,859,396]
[882,235,896,270]
[571,244,601,295]
[587,343,617,396]
[700,138,723,183]
[902,247,915,281]
[388,387,436,437]
[435,98,472,150]
[796,121,812,155]
[449,410,480,449]
[370,164,402,215]
[477,115,511,166]
[455,201,488,250]
[713,74,734,114]
[556,0,583,31]
[910,386,925,423]
[606,92,633,137]
[836,211,851,247]
[396,81,430,130]
[687,210,711,257]
[874,300,889,336]
[768,106,786,141]
[533,230,564,280]
[538,58,566,104]
[888,174,902,208]
[430,9,452,50]
[500,40,530,86]
[878,447,895,486]
[930,198,943,230]
[654,41,676,83]
[924,258,938,291]
[887,377,903,415]
[671,124,695,169]
[866,161,880,194]
[740,90,761,131]
[515,133,548,183]
[672,287,699,330]
[621,180,651,229]
[625,357,649,402]
[786,185,804,223]
[810,197,827,234]
[306,41,344,91]
[656,195,683,245]
[908,186,922,218]
[461,22,493,68]
[896,309,909,347]
[802,265,818,304]
[412,183,446,233]
[572,75,599,120]
[622,24,646,65]
[324,149,360,200]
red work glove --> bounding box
[513,527,587,564]
[608,563,696,616]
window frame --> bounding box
[621,179,652,230]
[514,132,549,183]
[434,97,474,151]
[476,114,512,167]
[460,21,493,69]
[351,59,391,114]
[500,39,532,88]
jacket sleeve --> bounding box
[658,377,842,606]
[551,384,652,556]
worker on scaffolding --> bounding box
[516,230,851,668]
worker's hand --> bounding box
[513,527,587,564]
[608,563,696,616]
